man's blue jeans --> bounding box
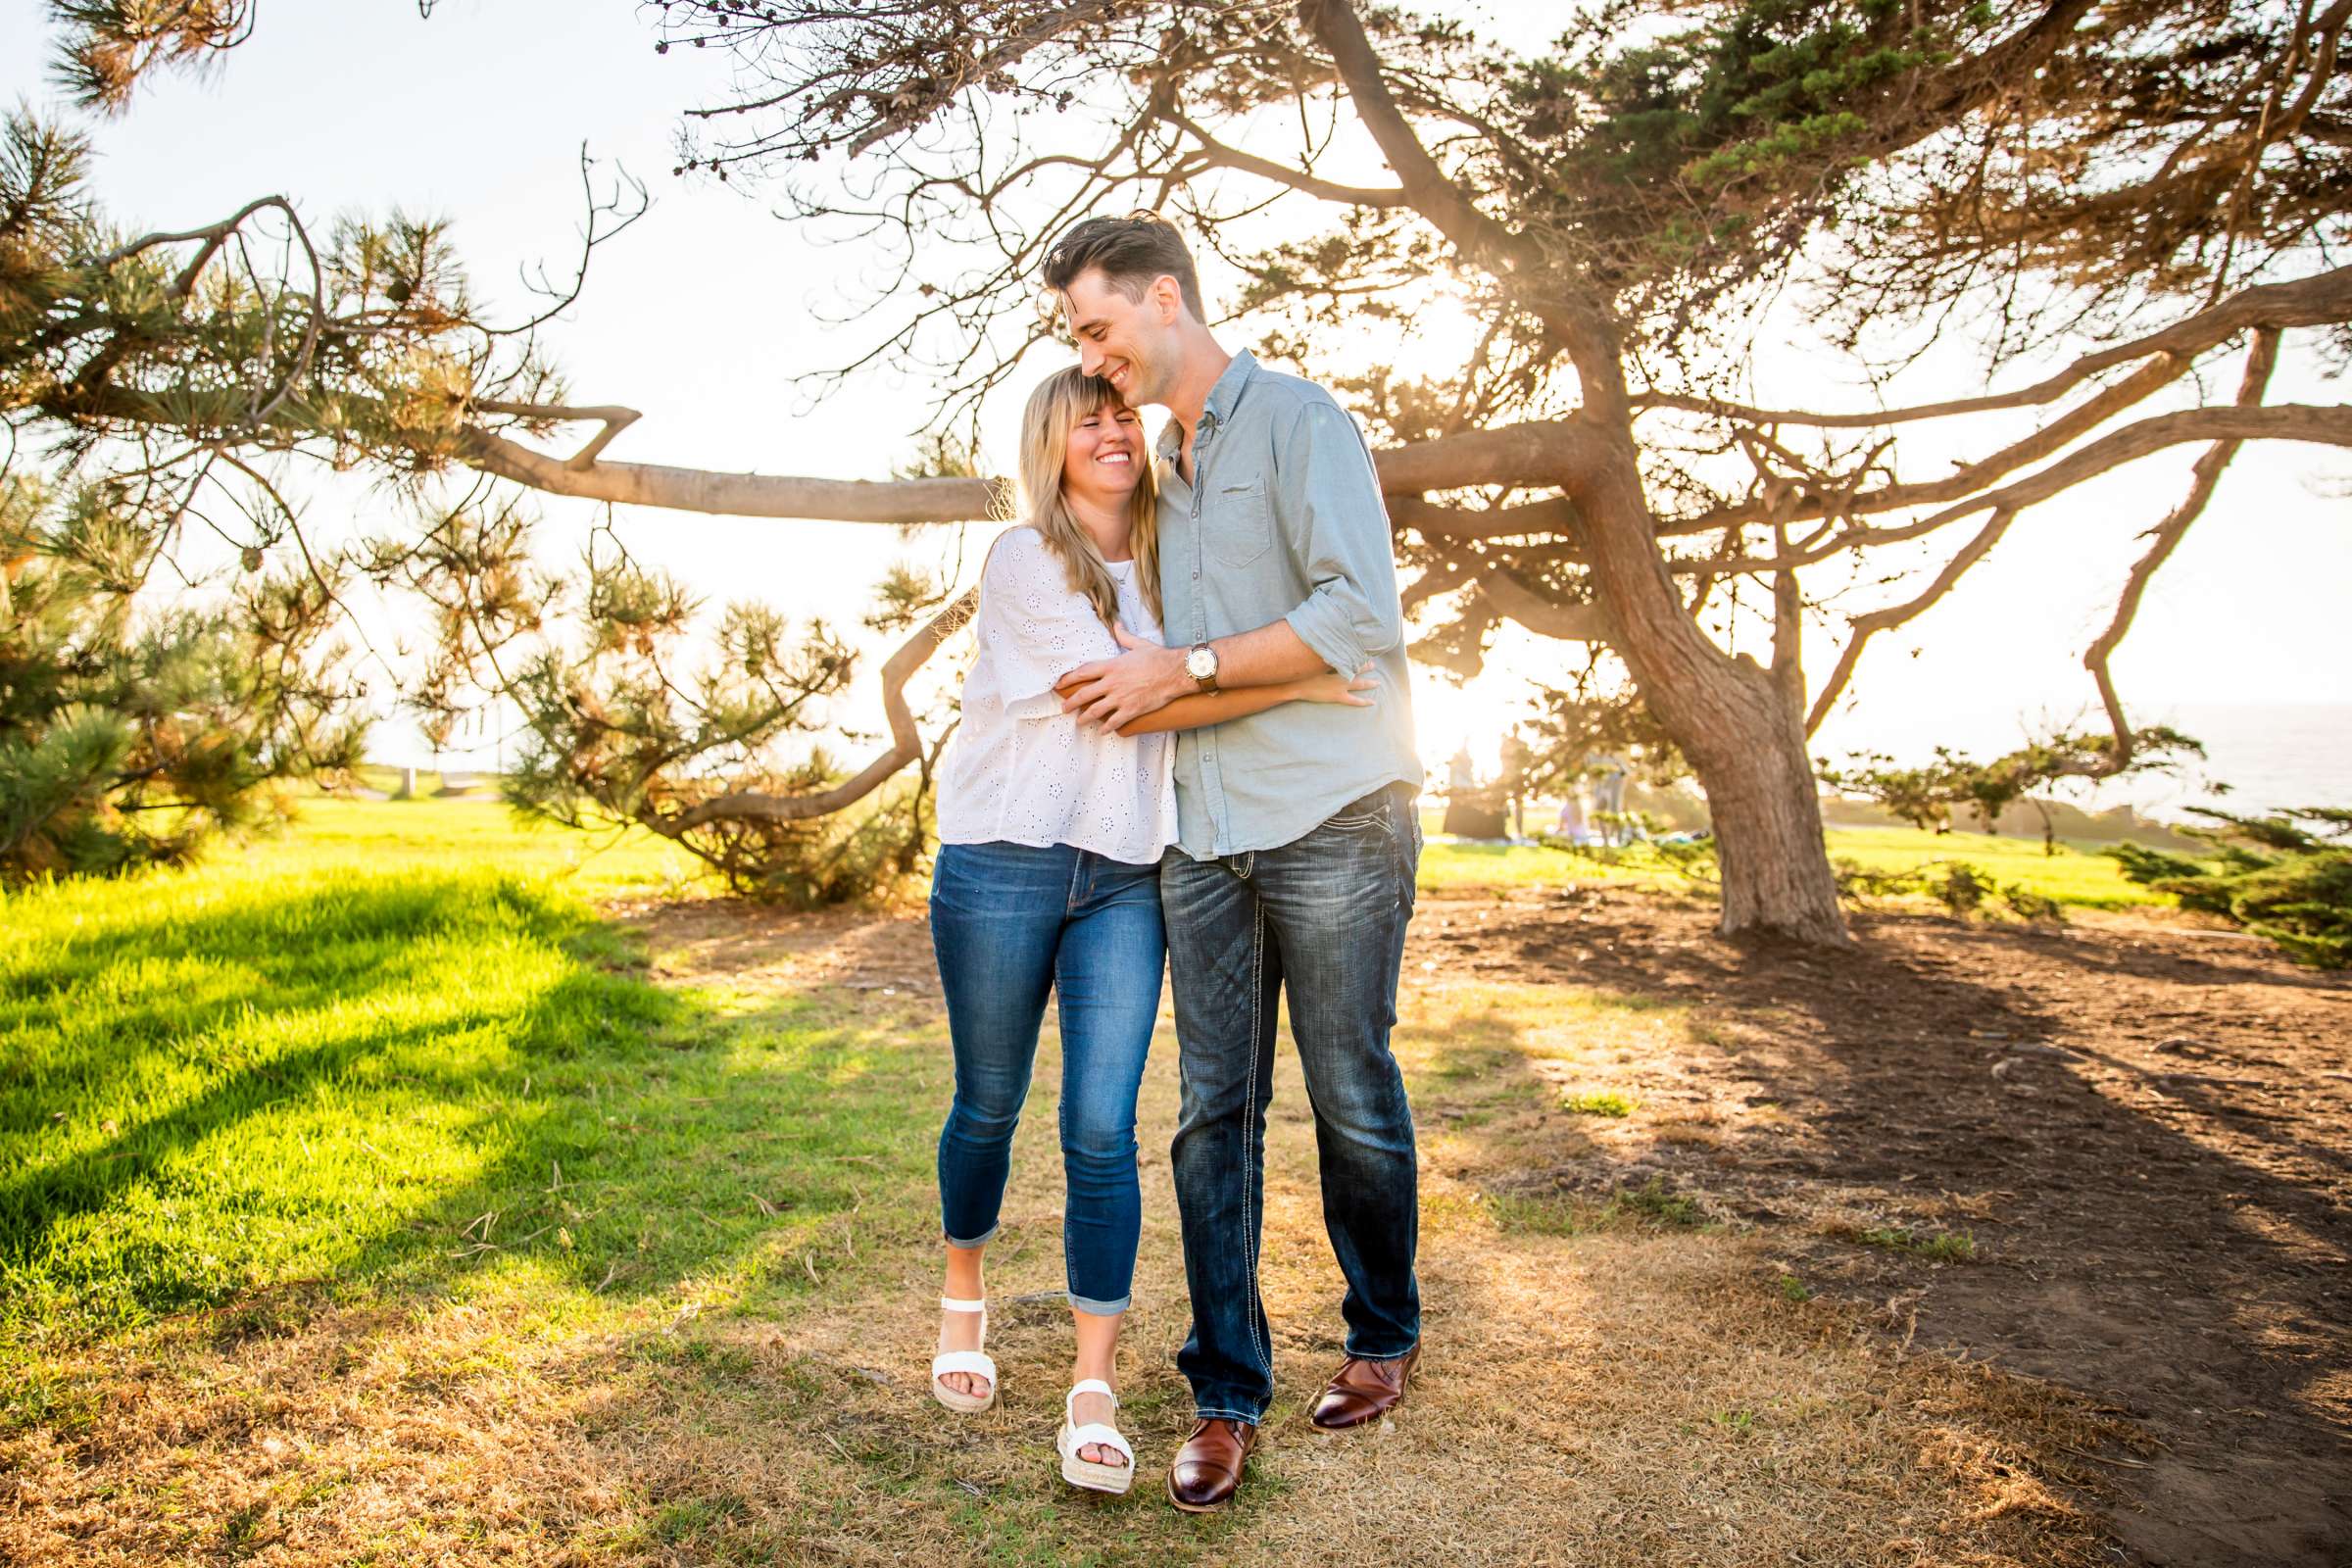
[1160,784,1422,1423]
[929,840,1164,1315]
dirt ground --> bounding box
[1416,885,2352,1567]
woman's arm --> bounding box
[1102,668,1375,736]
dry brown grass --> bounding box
[1,898,2132,1567]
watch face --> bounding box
[1186,647,1216,681]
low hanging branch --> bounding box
[659,588,975,833]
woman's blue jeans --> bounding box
[929,840,1164,1315]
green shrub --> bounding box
[2111,808,2351,968]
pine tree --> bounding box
[0,477,364,878]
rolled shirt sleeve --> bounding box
[1274,400,1406,675]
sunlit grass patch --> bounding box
[0,806,938,1367]
[1485,1177,1708,1237]
[1853,1225,1980,1262]
[1414,819,2167,908]
[1562,1090,1636,1117]
[1417,838,1662,892]
[1828,827,2165,909]
[254,796,710,898]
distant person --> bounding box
[1590,753,1630,845]
[924,366,1377,1497]
[1557,785,1589,844]
[1044,212,1427,1512]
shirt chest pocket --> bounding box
[1204,478,1273,568]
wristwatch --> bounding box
[1185,642,1220,694]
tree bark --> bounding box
[1688,662,1850,945]
[1555,423,1853,946]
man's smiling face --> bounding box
[1060,268,1181,408]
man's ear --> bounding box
[1152,273,1185,323]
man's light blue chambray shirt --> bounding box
[1154,350,1423,860]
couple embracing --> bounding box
[922,213,1424,1512]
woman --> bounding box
[925,367,1374,1494]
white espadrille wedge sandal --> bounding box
[930,1296,998,1413]
[1055,1378,1135,1494]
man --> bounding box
[1047,213,1424,1514]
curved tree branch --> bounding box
[1299,0,1619,387]
[1689,351,2193,532]
[1805,508,2019,736]
[455,422,1004,523]
[1388,493,1581,541]
[2082,325,2284,762]
[1698,403,2352,575]
[1165,108,1411,208]
[1636,264,2352,430]
[1476,570,1612,643]
[659,587,976,832]
[468,401,642,470]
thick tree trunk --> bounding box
[1677,662,1850,945]
[1559,424,1853,946]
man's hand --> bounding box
[1057,625,1189,731]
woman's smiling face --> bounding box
[1061,398,1146,510]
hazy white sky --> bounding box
[5,0,2346,791]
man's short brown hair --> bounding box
[1040,212,1205,324]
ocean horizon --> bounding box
[1810,700,2350,821]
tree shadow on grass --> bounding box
[0,870,944,1357]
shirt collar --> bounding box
[1201,348,1257,429]
[1154,348,1258,462]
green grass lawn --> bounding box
[0,799,928,1370]
[1416,814,2166,908]
[1820,824,2165,908]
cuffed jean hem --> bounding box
[1343,1336,1419,1361]
[1066,1291,1131,1315]
[1193,1404,1267,1425]
[943,1224,1000,1250]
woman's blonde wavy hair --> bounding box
[1013,367,1160,630]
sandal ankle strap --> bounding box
[940,1296,987,1313]
[1066,1377,1117,1415]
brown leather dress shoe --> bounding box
[1307,1346,1421,1430]
[1165,1417,1257,1513]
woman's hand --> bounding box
[1111,622,1161,651]
[1293,663,1378,708]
